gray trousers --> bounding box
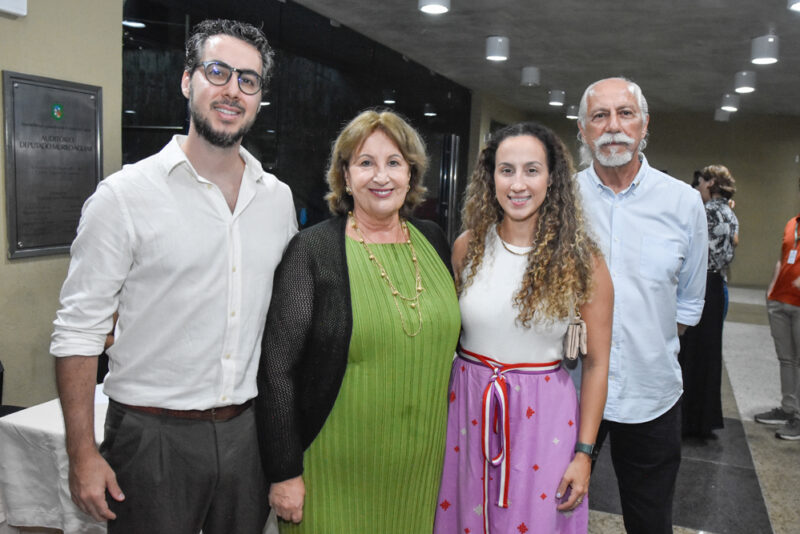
[767,299,800,415]
[101,400,268,534]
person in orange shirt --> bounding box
[759,176,800,440]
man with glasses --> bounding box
[51,19,297,533]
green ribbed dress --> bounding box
[281,223,460,534]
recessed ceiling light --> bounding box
[734,71,756,94]
[383,89,397,104]
[565,105,579,119]
[419,0,450,14]
[751,34,779,65]
[714,109,731,122]
[520,66,540,87]
[548,89,565,107]
[486,36,509,61]
[720,93,739,112]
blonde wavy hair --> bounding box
[460,122,599,326]
[325,109,428,216]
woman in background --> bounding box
[679,164,738,439]
[434,122,612,534]
[256,109,460,533]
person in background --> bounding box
[51,19,297,533]
[576,77,708,534]
[691,169,738,320]
[758,176,800,441]
[691,169,702,188]
[256,109,460,533]
[433,122,612,534]
[679,164,739,439]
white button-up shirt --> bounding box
[578,155,707,423]
[51,136,297,410]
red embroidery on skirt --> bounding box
[517,523,529,533]
[440,499,451,510]
[450,391,456,403]
[526,406,534,419]
[532,464,539,471]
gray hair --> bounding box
[577,77,648,128]
[577,77,649,167]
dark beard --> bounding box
[190,106,253,148]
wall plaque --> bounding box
[3,71,102,258]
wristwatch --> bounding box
[574,442,595,457]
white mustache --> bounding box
[595,133,635,147]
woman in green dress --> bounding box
[255,109,460,533]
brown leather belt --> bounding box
[115,399,252,422]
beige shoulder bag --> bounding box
[563,310,588,361]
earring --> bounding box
[345,185,352,195]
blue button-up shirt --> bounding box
[578,155,707,423]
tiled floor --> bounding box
[587,286,800,534]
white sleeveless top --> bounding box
[459,227,569,365]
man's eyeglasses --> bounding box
[197,61,263,95]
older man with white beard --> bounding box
[575,77,707,534]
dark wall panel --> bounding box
[122,0,471,230]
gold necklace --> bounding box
[349,212,424,337]
[496,226,532,257]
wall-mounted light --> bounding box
[789,0,800,12]
[486,36,509,61]
[548,89,565,107]
[260,101,271,107]
[520,66,540,86]
[565,105,579,119]
[751,34,779,65]
[122,20,146,28]
[720,93,740,112]
[423,103,437,117]
[734,71,756,94]
[419,0,450,14]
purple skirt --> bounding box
[434,354,588,534]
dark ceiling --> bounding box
[292,0,800,119]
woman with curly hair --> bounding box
[434,122,612,534]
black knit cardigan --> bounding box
[255,215,452,483]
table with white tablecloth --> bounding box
[0,387,280,534]
[0,385,107,534]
